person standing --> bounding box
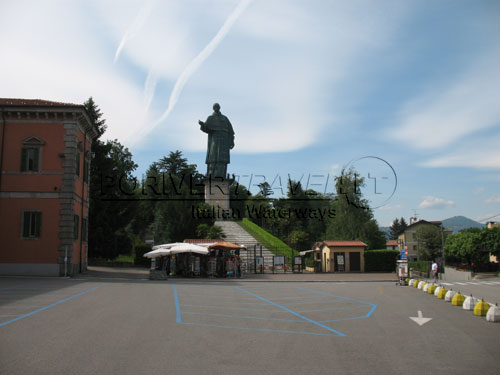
[431,260,439,283]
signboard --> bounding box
[400,249,407,260]
[256,256,264,266]
[337,255,344,265]
[274,256,285,267]
[397,260,408,278]
[294,256,302,265]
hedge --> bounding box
[134,244,152,266]
[364,250,399,272]
[408,261,429,273]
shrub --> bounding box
[408,261,430,273]
[134,243,152,266]
[364,250,399,272]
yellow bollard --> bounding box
[474,300,490,317]
[437,288,448,299]
[452,292,465,306]
[428,285,437,294]
[413,280,419,288]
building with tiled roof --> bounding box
[396,219,443,261]
[0,98,99,276]
[314,240,367,273]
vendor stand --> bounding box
[207,241,246,278]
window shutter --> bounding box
[20,148,27,171]
[35,212,42,237]
[32,148,40,171]
[22,211,30,237]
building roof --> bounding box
[386,240,398,246]
[184,238,224,244]
[0,98,80,107]
[322,240,367,247]
[397,219,442,235]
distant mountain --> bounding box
[441,216,485,233]
[379,226,391,240]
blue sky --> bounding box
[1,0,499,227]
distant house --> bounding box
[397,220,442,261]
[314,241,367,272]
[0,99,99,276]
[386,240,398,250]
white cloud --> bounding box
[129,0,254,144]
[419,196,455,209]
[389,49,500,151]
[419,133,500,169]
[485,195,500,204]
[0,1,144,142]
[378,204,404,211]
[474,187,485,195]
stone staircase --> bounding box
[215,220,275,272]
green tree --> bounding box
[389,217,408,240]
[325,168,385,250]
[444,230,488,265]
[196,224,226,239]
[416,225,442,261]
[85,99,138,259]
[482,226,500,257]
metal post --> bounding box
[254,244,257,274]
[64,246,68,277]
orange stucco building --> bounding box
[0,99,98,276]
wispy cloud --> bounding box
[113,0,154,64]
[419,133,500,169]
[389,48,500,152]
[378,204,404,211]
[419,196,455,209]
[128,0,253,144]
[474,187,485,195]
[485,195,500,204]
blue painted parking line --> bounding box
[173,283,182,323]
[295,287,377,319]
[0,284,103,328]
[235,286,346,337]
[180,322,340,337]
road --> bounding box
[1,276,499,375]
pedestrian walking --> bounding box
[432,260,438,283]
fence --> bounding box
[242,245,304,274]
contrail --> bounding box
[144,69,158,114]
[136,0,253,141]
[114,0,154,63]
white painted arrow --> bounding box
[409,310,432,326]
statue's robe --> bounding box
[200,112,234,177]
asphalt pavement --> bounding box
[1,276,499,375]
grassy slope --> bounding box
[236,218,294,260]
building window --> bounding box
[75,152,81,177]
[20,147,40,172]
[83,151,91,183]
[74,214,79,240]
[81,217,87,242]
[20,136,45,172]
[22,211,42,238]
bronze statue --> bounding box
[198,103,234,178]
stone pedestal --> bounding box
[204,177,232,219]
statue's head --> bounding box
[213,103,221,113]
